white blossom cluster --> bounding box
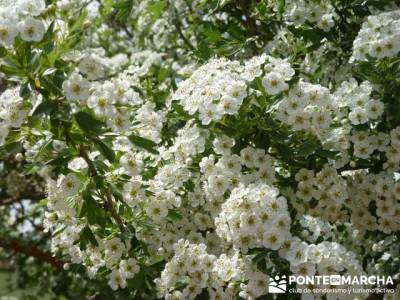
[298,215,335,243]
[275,81,334,138]
[284,0,336,32]
[216,183,290,253]
[351,10,400,61]
[155,239,269,300]
[62,68,165,139]
[0,87,28,146]
[0,0,47,47]
[345,171,400,234]
[44,173,140,288]
[126,50,163,77]
[173,55,294,125]
[334,79,384,126]
[295,164,348,208]
[22,48,400,296]
[5,1,400,297]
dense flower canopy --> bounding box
[0,0,400,299]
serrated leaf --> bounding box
[80,226,99,249]
[19,83,32,98]
[128,134,159,154]
[32,100,57,116]
[167,209,182,220]
[94,138,115,163]
[316,149,340,159]
[297,138,319,157]
[80,189,106,226]
[75,111,105,133]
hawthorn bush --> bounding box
[0,0,400,299]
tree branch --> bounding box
[79,144,98,177]
[0,239,63,269]
[0,191,45,206]
[79,144,127,232]
[173,21,195,50]
[105,185,126,232]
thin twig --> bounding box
[79,144,98,177]
[79,144,127,232]
[173,21,195,50]
[105,185,126,232]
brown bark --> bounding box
[0,239,63,269]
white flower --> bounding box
[146,200,168,222]
[208,174,230,196]
[351,10,400,61]
[262,228,285,250]
[349,107,368,125]
[119,258,140,279]
[213,135,235,155]
[123,181,144,207]
[108,269,127,290]
[87,88,116,117]
[62,74,91,102]
[216,155,242,176]
[78,53,105,80]
[120,153,143,176]
[59,173,81,197]
[307,244,329,264]
[218,95,241,115]
[18,17,45,42]
[0,23,18,47]
[262,72,288,95]
[1,106,28,127]
[311,110,331,130]
[240,147,256,168]
[287,242,308,266]
[291,262,316,276]
[0,125,9,146]
[17,0,46,16]
[318,13,335,32]
[287,110,311,131]
[366,100,384,119]
[106,110,131,133]
[68,157,88,172]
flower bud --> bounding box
[15,153,24,162]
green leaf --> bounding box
[80,189,106,226]
[316,149,339,159]
[3,142,22,154]
[80,226,99,249]
[32,100,57,116]
[39,198,48,206]
[68,10,88,34]
[170,102,192,120]
[146,0,165,21]
[94,138,115,163]
[297,138,319,157]
[157,67,169,82]
[167,209,182,220]
[74,111,105,133]
[277,0,286,16]
[128,134,159,154]
[128,272,144,290]
[19,82,32,98]
[114,0,134,22]
[195,41,212,60]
